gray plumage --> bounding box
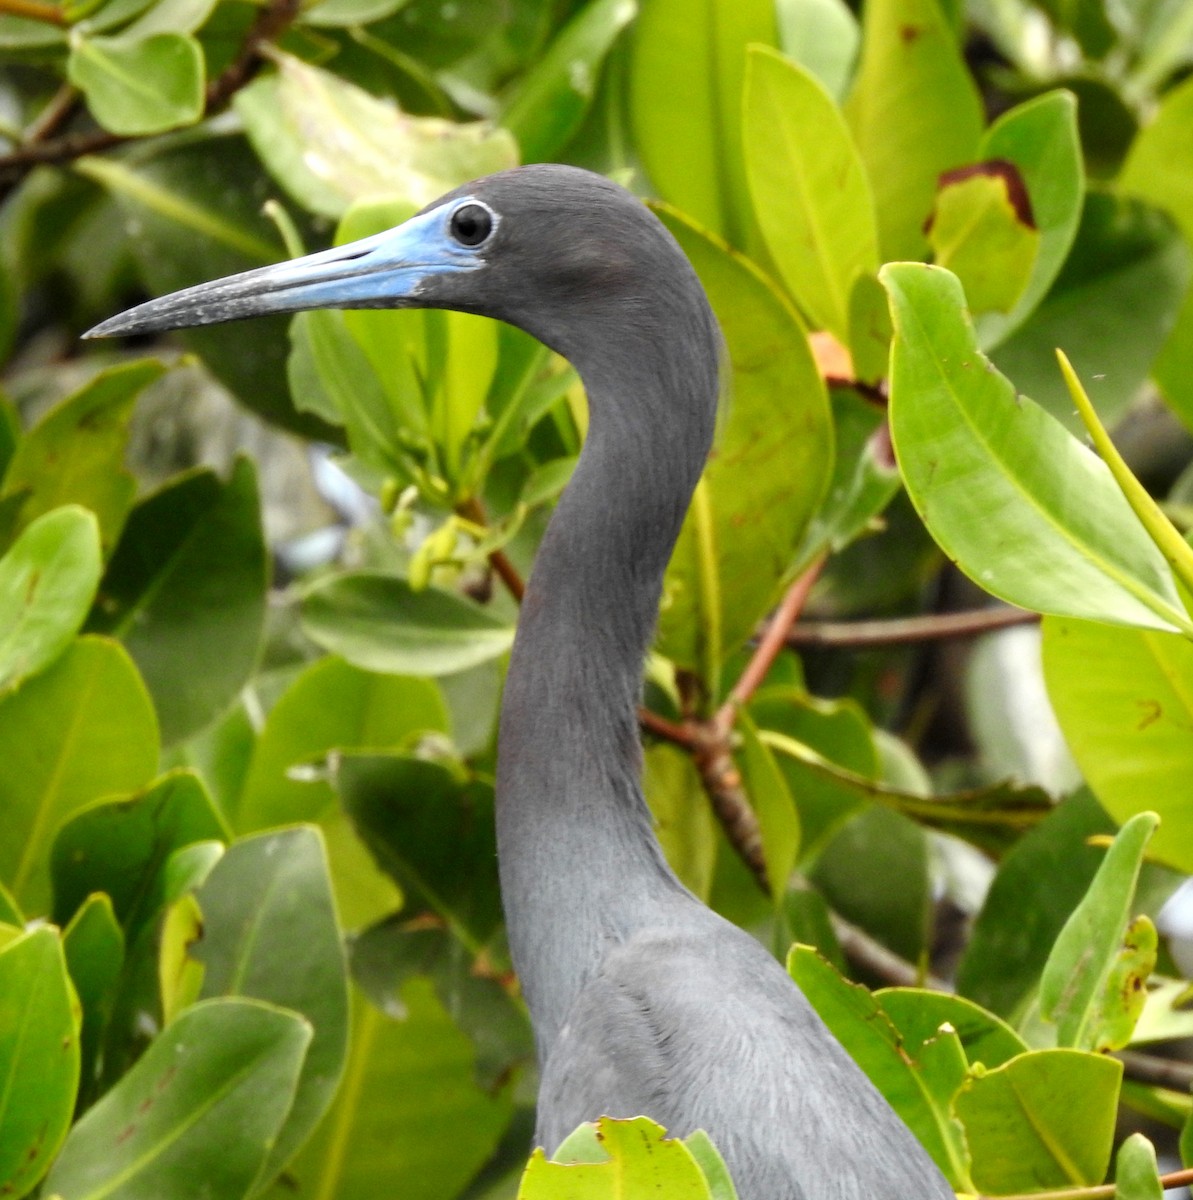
[88,164,955,1200]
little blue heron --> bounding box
[88,164,954,1200]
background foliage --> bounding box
[1,0,1193,1196]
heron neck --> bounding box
[495,333,717,1057]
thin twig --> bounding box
[976,1165,1193,1200]
[0,0,300,181]
[23,83,79,144]
[0,0,65,23]
[828,912,947,990]
[457,497,526,603]
[1118,1049,1193,1092]
[785,605,1039,649]
[718,554,827,731]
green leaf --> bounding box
[630,0,775,249]
[260,981,513,1200]
[655,209,832,682]
[76,141,331,439]
[193,827,349,1185]
[520,1116,713,1198]
[0,928,80,1200]
[810,806,931,963]
[51,769,226,938]
[68,32,204,136]
[350,920,532,1091]
[234,51,517,220]
[1042,618,1193,873]
[776,0,859,101]
[0,507,100,694]
[797,390,900,560]
[1115,1133,1163,1200]
[882,261,1193,635]
[0,636,158,915]
[954,1049,1121,1192]
[62,894,125,1106]
[44,997,311,1200]
[876,988,1028,1069]
[1039,811,1158,1049]
[991,194,1189,429]
[500,0,637,162]
[957,790,1121,1020]
[743,46,877,341]
[683,1129,739,1200]
[926,164,1040,315]
[1,360,163,551]
[238,654,449,831]
[1155,290,1193,432]
[643,743,717,902]
[844,0,983,261]
[787,945,971,1187]
[301,573,514,676]
[337,755,502,951]
[975,91,1084,349]
[89,459,268,745]
[735,712,800,902]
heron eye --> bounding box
[450,203,493,247]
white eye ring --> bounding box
[449,200,498,247]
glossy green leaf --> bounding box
[787,946,971,1187]
[797,390,900,560]
[1119,75,1193,427]
[261,982,512,1200]
[1,360,163,551]
[644,743,717,902]
[302,573,514,676]
[1042,617,1193,872]
[193,827,349,1184]
[0,884,19,927]
[630,0,775,249]
[877,988,1028,1069]
[159,891,205,1025]
[1039,811,1158,1049]
[238,654,449,831]
[0,506,100,694]
[521,1116,713,1198]
[0,928,80,1200]
[844,0,983,261]
[655,209,832,681]
[811,806,931,963]
[501,0,636,162]
[44,997,311,1200]
[958,790,1119,1019]
[51,769,226,937]
[926,165,1040,315]
[76,142,330,438]
[954,1049,1121,1192]
[735,712,800,902]
[0,636,158,915]
[883,261,1193,635]
[62,894,124,1105]
[683,1129,739,1200]
[744,47,877,341]
[975,91,1084,349]
[337,754,502,949]
[350,919,532,1091]
[1115,1133,1163,1200]
[234,51,517,220]
[88,459,267,745]
[992,194,1189,429]
[776,0,859,100]
[68,32,204,136]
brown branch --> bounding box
[0,0,300,181]
[0,0,65,23]
[718,554,826,731]
[828,911,947,990]
[457,497,526,603]
[977,1166,1193,1200]
[23,83,79,145]
[1118,1048,1193,1092]
[785,605,1039,650]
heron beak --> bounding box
[83,204,479,339]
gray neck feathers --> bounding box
[495,292,720,1059]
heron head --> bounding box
[84,164,680,367]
